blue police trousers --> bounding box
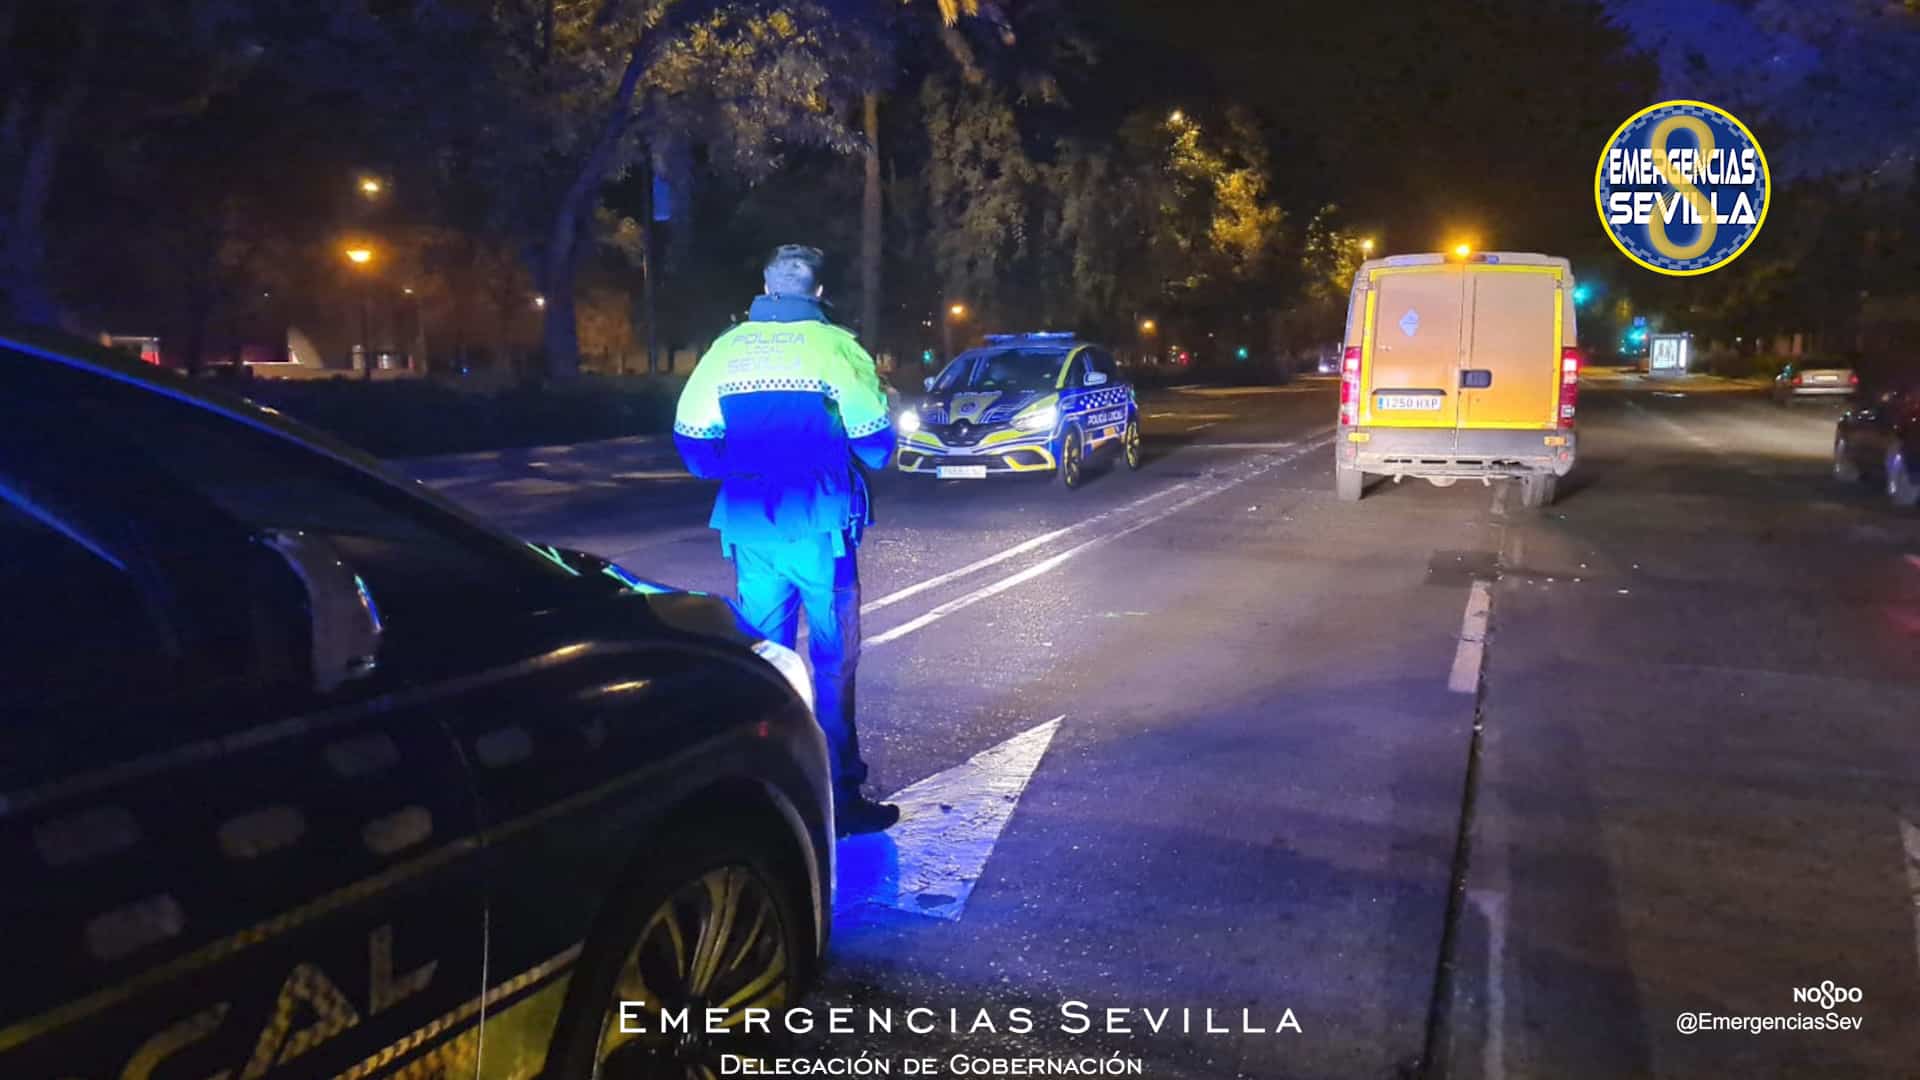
[731,533,867,794]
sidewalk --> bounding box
[399,433,687,488]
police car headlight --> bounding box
[898,408,922,434]
[751,639,814,712]
[1010,405,1058,432]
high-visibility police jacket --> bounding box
[673,295,894,555]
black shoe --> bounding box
[836,795,900,837]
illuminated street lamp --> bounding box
[358,176,383,197]
[534,295,547,309]
[1168,109,1185,125]
[344,246,377,378]
[1140,318,1157,334]
[1360,237,1375,255]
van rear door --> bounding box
[1458,267,1564,431]
[1360,268,1464,431]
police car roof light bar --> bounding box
[984,331,1078,345]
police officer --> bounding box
[674,244,900,836]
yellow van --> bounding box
[1335,251,1580,507]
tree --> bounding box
[920,78,1039,326]
[492,0,877,378]
[1601,0,1920,176]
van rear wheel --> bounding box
[1335,462,1363,502]
[1519,473,1558,509]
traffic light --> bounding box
[1572,284,1593,306]
[1235,346,1250,361]
[922,349,934,365]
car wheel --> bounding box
[548,819,812,1080]
[1123,416,1143,470]
[1889,448,1919,509]
[1832,436,1862,486]
[1334,461,1363,502]
[1059,429,1085,490]
[1520,473,1558,509]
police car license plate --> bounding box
[1376,394,1443,411]
[937,465,988,479]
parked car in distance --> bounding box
[1773,357,1859,404]
[1833,379,1920,509]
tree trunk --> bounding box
[1,22,92,327]
[640,146,658,376]
[540,43,650,380]
[860,91,883,346]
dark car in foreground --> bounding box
[0,331,832,1079]
[1834,380,1920,508]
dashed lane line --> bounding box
[863,435,1332,647]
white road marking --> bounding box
[861,484,1191,615]
[1902,819,1920,977]
[1448,580,1493,693]
[865,437,1331,647]
[1186,421,1220,433]
[1469,888,1509,1080]
[839,717,1062,921]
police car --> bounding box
[895,333,1141,489]
[1,329,832,1079]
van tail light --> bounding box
[1558,347,1581,428]
[1339,346,1362,426]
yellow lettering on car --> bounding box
[121,1003,231,1080]
[239,963,360,1079]
[369,924,437,1014]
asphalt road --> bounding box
[404,378,1920,1079]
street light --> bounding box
[1360,237,1375,255]
[1168,109,1184,125]
[949,303,966,318]
[358,176,383,197]
[343,246,377,379]
[1140,319,1157,334]
[534,295,547,309]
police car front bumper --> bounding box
[896,429,1058,475]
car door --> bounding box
[1361,267,1466,438]
[0,353,488,1079]
[1458,266,1566,432]
[1079,349,1128,451]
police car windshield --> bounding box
[936,349,1065,393]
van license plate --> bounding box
[1376,394,1443,411]
[937,465,988,479]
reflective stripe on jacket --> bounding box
[674,295,894,553]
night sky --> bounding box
[1095,0,1658,261]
